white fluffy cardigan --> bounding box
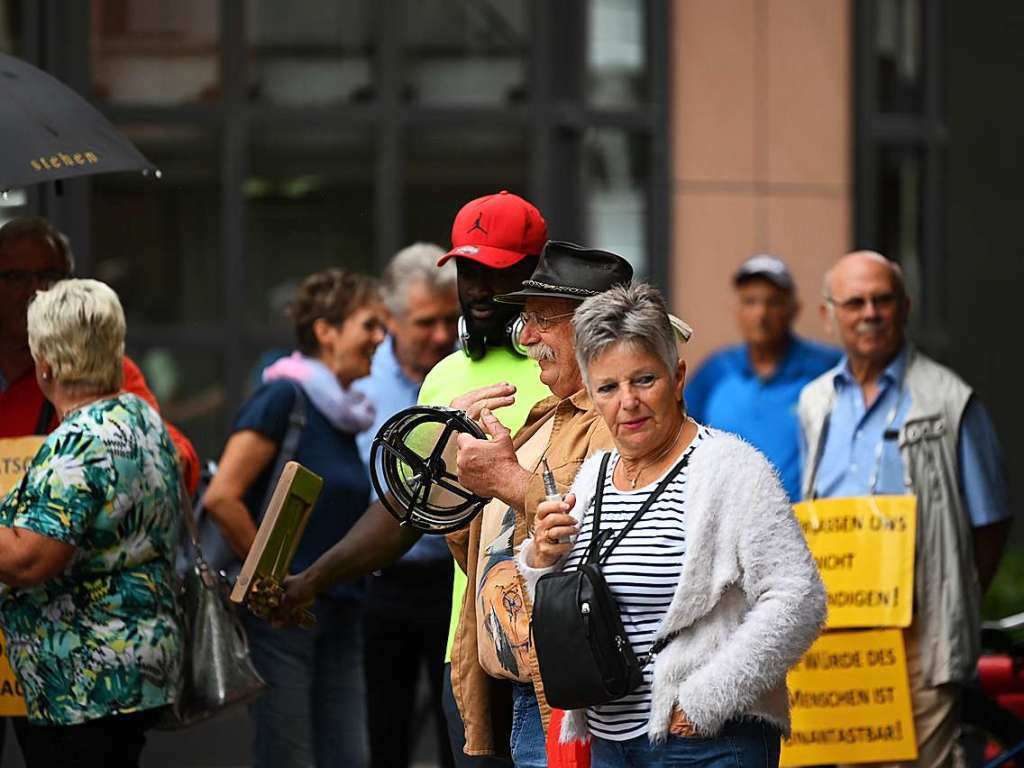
[517,432,826,744]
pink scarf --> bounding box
[262,352,376,434]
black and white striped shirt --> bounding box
[562,426,710,741]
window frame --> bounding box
[854,0,947,350]
[15,0,671,452]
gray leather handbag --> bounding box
[161,480,268,729]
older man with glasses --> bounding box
[798,250,1010,768]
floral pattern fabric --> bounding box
[0,393,182,725]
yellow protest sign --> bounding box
[794,496,916,628]
[781,629,917,766]
[0,435,44,718]
[0,638,26,716]
[0,436,44,495]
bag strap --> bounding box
[585,453,614,564]
[255,380,307,525]
[638,627,686,668]
[179,475,200,553]
[589,449,693,566]
[178,472,218,585]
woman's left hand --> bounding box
[669,705,698,737]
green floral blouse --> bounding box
[0,394,182,725]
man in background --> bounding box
[686,254,838,500]
[354,242,460,768]
[799,250,1010,767]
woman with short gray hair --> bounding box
[0,279,182,766]
[519,282,825,767]
[573,282,679,392]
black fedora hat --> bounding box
[495,240,633,304]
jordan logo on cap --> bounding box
[467,213,488,235]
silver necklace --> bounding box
[620,419,689,489]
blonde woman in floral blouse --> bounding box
[0,279,182,767]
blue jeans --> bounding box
[590,718,781,768]
[244,596,368,768]
[510,683,547,768]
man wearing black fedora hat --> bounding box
[447,240,632,766]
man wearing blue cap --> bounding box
[686,254,839,500]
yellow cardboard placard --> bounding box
[794,496,916,628]
[0,639,26,716]
[0,435,45,718]
[781,629,917,766]
[0,437,44,494]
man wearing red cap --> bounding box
[284,191,552,767]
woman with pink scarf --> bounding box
[204,268,387,768]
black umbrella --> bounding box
[0,53,158,191]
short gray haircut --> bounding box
[573,282,679,388]
[382,242,456,317]
[27,279,124,393]
[0,216,75,273]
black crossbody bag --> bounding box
[532,450,691,710]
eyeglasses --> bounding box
[519,310,575,331]
[0,269,68,290]
[826,292,899,314]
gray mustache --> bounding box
[526,342,556,362]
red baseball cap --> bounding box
[438,190,548,268]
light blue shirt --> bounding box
[810,347,1010,528]
[354,337,451,562]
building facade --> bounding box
[2,0,1022,520]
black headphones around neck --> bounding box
[459,314,528,361]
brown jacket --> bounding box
[446,389,613,756]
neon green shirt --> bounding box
[416,347,551,662]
